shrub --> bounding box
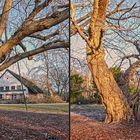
[93,93,102,104]
[26,94,64,103]
[128,87,137,95]
[70,74,84,104]
[110,67,123,83]
[45,95,65,103]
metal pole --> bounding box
[44,52,49,95]
[15,48,27,111]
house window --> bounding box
[17,85,22,90]
[13,95,16,99]
[5,86,9,91]
[11,86,15,90]
[0,87,4,91]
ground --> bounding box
[0,103,69,140]
[71,104,140,140]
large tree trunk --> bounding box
[86,0,131,123]
[86,52,131,123]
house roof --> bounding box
[1,69,44,94]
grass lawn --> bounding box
[71,104,105,121]
[0,103,69,114]
[71,104,104,110]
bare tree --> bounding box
[26,48,69,100]
[71,0,140,123]
[0,0,69,71]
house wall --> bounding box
[0,71,28,100]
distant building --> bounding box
[0,69,43,100]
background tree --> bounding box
[26,49,69,101]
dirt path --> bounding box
[0,110,69,140]
[71,105,140,140]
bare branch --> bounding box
[70,3,90,46]
[0,40,69,71]
[0,8,69,59]
[29,29,60,41]
[0,0,12,38]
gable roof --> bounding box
[1,69,43,94]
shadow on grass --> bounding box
[71,104,106,122]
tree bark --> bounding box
[86,0,131,123]
[0,0,12,38]
[87,53,131,123]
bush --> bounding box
[26,94,64,103]
[45,95,65,103]
[70,74,84,104]
[110,67,123,83]
[128,87,137,95]
[93,93,102,104]
[77,95,89,104]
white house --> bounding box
[0,70,43,100]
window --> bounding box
[17,85,22,90]
[11,86,15,90]
[5,86,9,91]
[13,95,16,99]
[0,87,4,91]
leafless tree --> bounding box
[0,0,69,71]
[26,48,69,100]
[71,0,140,123]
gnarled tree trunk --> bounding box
[87,53,131,123]
[86,0,131,123]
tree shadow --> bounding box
[71,104,106,122]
